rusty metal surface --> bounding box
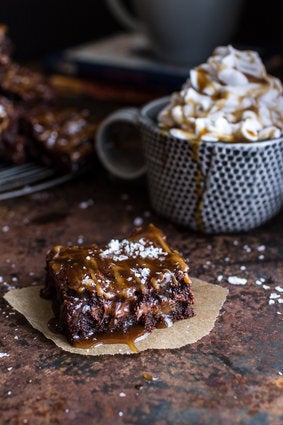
[0,130,283,424]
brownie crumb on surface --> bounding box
[41,224,195,347]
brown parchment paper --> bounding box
[3,278,228,355]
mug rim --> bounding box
[140,96,283,147]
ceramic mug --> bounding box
[106,0,243,65]
[96,96,283,234]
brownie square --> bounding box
[41,224,194,347]
[0,24,13,62]
[22,107,97,173]
[0,95,27,163]
[0,61,55,105]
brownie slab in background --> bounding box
[0,24,97,173]
[0,25,55,105]
[23,107,97,172]
[41,224,195,348]
[0,95,27,163]
[0,61,56,105]
[0,24,13,60]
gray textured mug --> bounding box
[106,0,243,66]
[96,97,283,233]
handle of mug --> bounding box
[106,0,140,31]
[95,107,147,180]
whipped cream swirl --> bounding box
[158,45,283,142]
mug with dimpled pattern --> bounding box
[96,96,283,233]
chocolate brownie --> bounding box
[24,107,97,172]
[41,224,194,348]
[0,25,97,172]
[0,24,13,62]
[0,95,27,163]
[0,61,55,104]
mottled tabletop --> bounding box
[0,96,283,425]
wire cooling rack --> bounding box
[0,162,74,201]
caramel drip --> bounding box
[196,68,211,93]
[72,325,150,353]
[191,140,205,232]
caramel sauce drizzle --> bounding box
[50,224,190,299]
[191,139,205,232]
[48,317,149,353]
[72,325,150,353]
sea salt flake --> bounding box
[257,245,266,252]
[113,254,128,262]
[79,199,94,209]
[275,286,283,293]
[227,276,247,285]
[134,217,143,226]
[108,239,120,252]
[270,293,280,299]
[258,255,265,260]
[217,275,223,282]
[243,245,251,253]
[0,352,9,358]
[119,392,126,397]
[101,239,167,261]
[77,236,84,244]
[263,285,270,290]
[131,267,150,284]
[269,300,275,305]
[255,280,262,285]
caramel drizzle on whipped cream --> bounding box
[158,45,283,142]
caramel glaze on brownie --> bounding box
[42,224,195,348]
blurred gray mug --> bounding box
[106,0,243,65]
[96,97,283,233]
